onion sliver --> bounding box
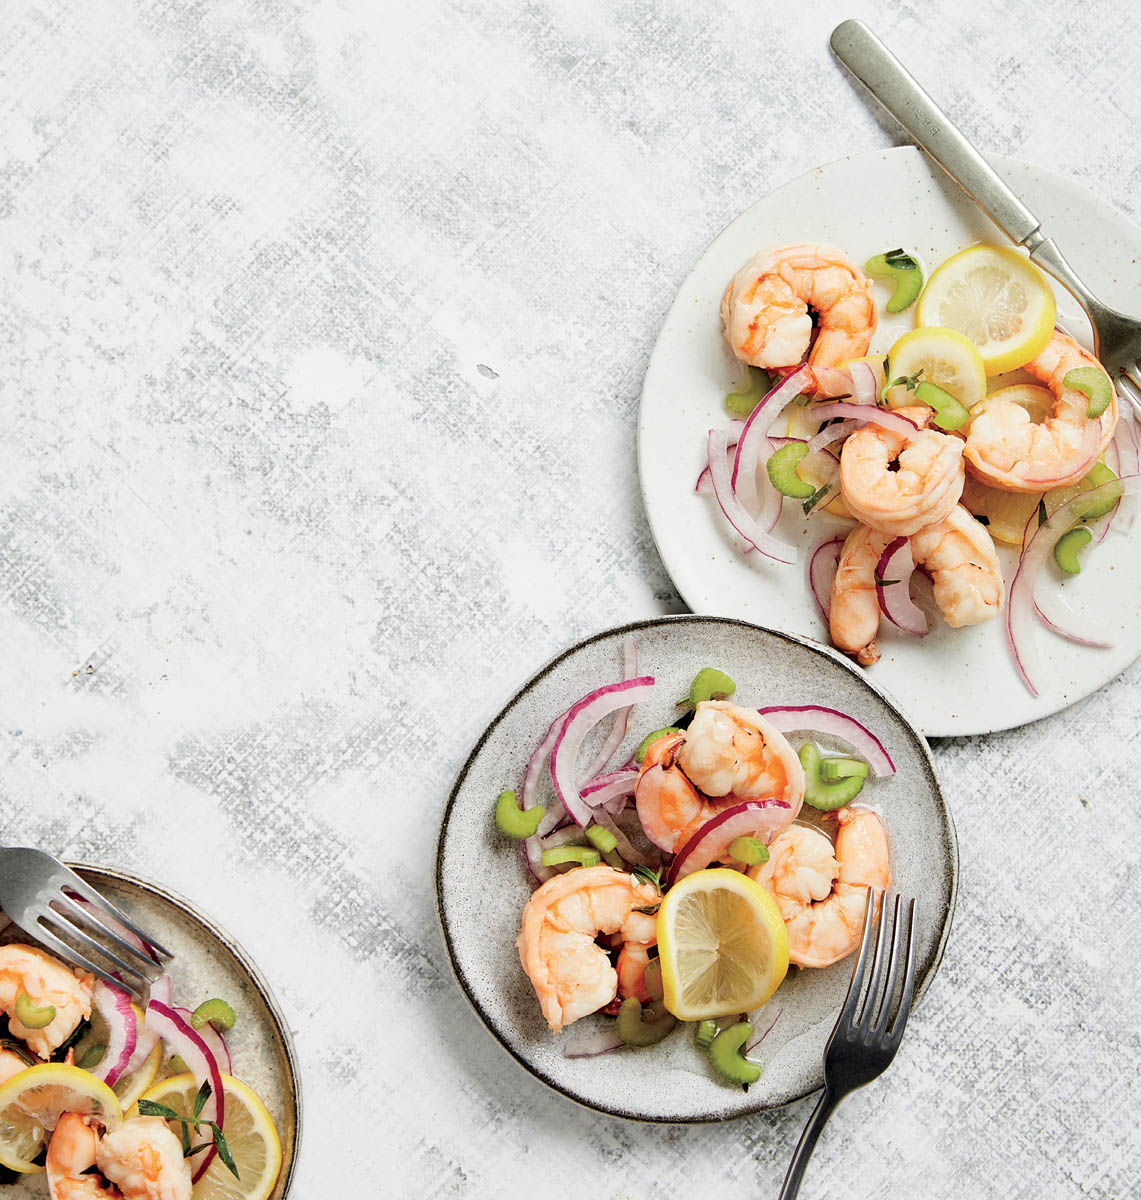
[520,707,572,883]
[695,421,744,495]
[808,402,920,438]
[757,706,895,777]
[591,809,658,868]
[122,975,171,1076]
[807,536,845,621]
[803,365,853,398]
[1112,410,1139,532]
[875,537,928,636]
[848,358,882,406]
[1033,599,1112,649]
[72,897,161,964]
[708,429,797,564]
[145,1000,225,1182]
[563,1025,626,1058]
[1005,474,1141,696]
[666,800,793,886]
[580,769,638,810]
[174,1006,233,1075]
[582,637,639,782]
[807,420,862,453]
[550,677,656,827]
[91,981,137,1088]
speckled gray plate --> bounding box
[437,615,957,1122]
[0,866,300,1197]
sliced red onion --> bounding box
[666,800,793,886]
[90,981,137,1088]
[807,536,845,621]
[582,637,639,782]
[72,897,160,964]
[875,537,929,636]
[563,1024,626,1058]
[807,419,862,453]
[695,421,743,494]
[708,429,797,564]
[803,366,853,398]
[1006,474,1141,695]
[580,769,638,810]
[174,1006,233,1075]
[520,707,572,883]
[540,826,590,850]
[757,706,895,777]
[848,358,883,407]
[1032,599,1112,649]
[1112,409,1139,532]
[592,809,658,868]
[745,1007,783,1054]
[146,1000,225,1181]
[808,402,920,438]
[550,677,656,827]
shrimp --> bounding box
[720,243,876,377]
[909,503,1003,627]
[47,1113,118,1200]
[516,865,659,1032]
[634,704,804,853]
[0,945,93,1059]
[96,1117,192,1200]
[829,523,892,667]
[964,330,1118,491]
[751,808,890,968]
[0,1049,28,1086]
[840,406,966,537]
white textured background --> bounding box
[3,1,1140,1196]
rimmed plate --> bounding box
[436,615,956,1122]
[638,146,1141,736]
[1,866,301,1199]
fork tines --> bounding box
[839,888,918,1044]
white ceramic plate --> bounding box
[638,146,1141,736]
[0,867,300,1198]
[437,616,956,1121]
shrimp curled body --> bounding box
[964,330,1118,492]
[840,406,966,537]
[751,808,890,968]
[516,865,659,1032]
[635,703,804,854]
[47,1113,192,1200]
[721,243,876,376]
[0,945,93,1059]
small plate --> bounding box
[638,146,1141,736]
[1,866,301,1198]
[437,615,956,1122]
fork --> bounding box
[0,847,172,1002]
[778,891,918,1200]
[830,18,1141,420]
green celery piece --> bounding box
[634,727,682,763]
[1063,366,1112,419]
[800,743,866,811]
[724,367,771,416]
[1070,461,1122,521]
[818,757,870,783]
[766,442,816,499]
[1053,526,1092,575]
[695,1019,717,1050]
[585,824,618,854]
[615,997,677,1047]
[865,249,923,313]
[191,999,236,1033]
[14,994,55,1030]
[689,667,736,708]
[708,1022,761,1088]
[728,836,770,865]
[540,846,601,868]
[494,789,544,839]
[913,380,970,431]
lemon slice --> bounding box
[0,1063,123,1173]
[657,868,789,1020]
[883,326,987,410]
[917,244,1056,375]
[137,1073,283,1200]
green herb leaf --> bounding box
[137,1100,180,1121]
[873,575,901,587]
[887,369,925,394]
[193,1079,212,1121]
[802,485,831,515]
[1038,499,1048,527]
[212,1127,241,1181]
[632,864,662,892]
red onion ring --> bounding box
[1006,474,1141,695]
[591,809,658,868]
[90,981,137,1088]
[1112,409,1139,532]
[695,421,744,494]
[708,428,797,563]
[807,420,862,453]
[756,705,895,776]
[848,358,883,407]
[807,536,846,620]
[875,537,929,636]
[520,707,571,883]
[807,402,921,438]
[745,1006,783,1053]
[580,770,638,810]
[146,1000,225,1182]
[563,1025,626,1058]
[1032,599,1112,649]
[666,800,793,886]
[550,677,656,827]
[582,637,640,781]
[174,1005,233,1074]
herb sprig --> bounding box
[138,1081,240,1181]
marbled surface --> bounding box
[2,1,1139,1196]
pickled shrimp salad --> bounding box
[703,240,1140,696]
[493,641,896,1088]
[0,931,281,1198]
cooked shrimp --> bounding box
[95,1117,192,1200]
[751,808,890,968]
[46,1113,118,1200]
[964,330,1118,492]
[516,865,659,1032]
[909,503,1003,627]
[615,942,654,1005]
[0,945,93,1059]
[829,523,892,666]
[635,704,804,853]
[840,406,966,536]
[0,1049,27,1086]
[721,242,876,377]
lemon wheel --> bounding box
[883,326,987,410]
[657,868,789,1021]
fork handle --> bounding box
[777,1086,841,1200]
[830,20,1041,246]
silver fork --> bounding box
[778,891,918,1200]
[0,848,172,1001]
[831,18,1141,420]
